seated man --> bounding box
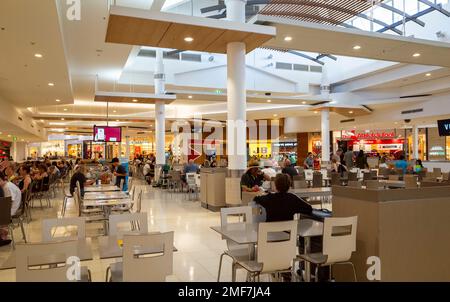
[69,165,95,198]
[182,159,199,183]
[0,171,22,246]
[241,160,270,192]
[281,159,299,179]
[253,173,312,222]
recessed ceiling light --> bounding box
[116,120,120,122]
[353,126,357,129]
[302,101,306,104]
[27,107,32,111]
[40,119,44,122]
[349,111,354,114]
[314,111,318,114]
[48,82,55,86]
[113,110,117,113]
[273,114,278,117]
[61,118,64,121]
[7,135,11,137]
[412,53,421,57]
[425,73,431,77]
[34,53,43,58]
[63,108,68,111]
[132,99,138,103]
[395,122,398,124]
[267,99,271,103]
[184,37,194,42]
[353,45,361,50]
[284,36,292,41]
[21,139,24,141]
[188,95,193,99]
[56,99,61,102]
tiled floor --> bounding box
[0,181,249,282]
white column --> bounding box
[155,49,166,165]
[11,141,17,162]
[412,125,419,159]
[226,0,247,172]
[321,109,330,163]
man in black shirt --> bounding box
[281,159,299,180]
[240,160,270,192]
[69,165,94,197]
[254,173,312,222]
[112,158,127,188]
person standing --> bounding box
[343,147,355,169]
[111,158,127,189]
[303,152,314,169]
[355,150,369,169]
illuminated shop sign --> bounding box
[273,142,298,147]
[342,130,396,140]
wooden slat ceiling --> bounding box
[106,7,276,54]
[259,0,379,26]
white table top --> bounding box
[0,238,93,270]
[83,191,129,200]
[84,185,119,192]
[291,187,332,198]
[82,198,132,207]
[211,219,324,245]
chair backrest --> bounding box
[0,197,12,225]
[16,240,80,282]
[292,179,308,189]
[433,167,442,177]
[304,169,313,181]
[370,170,378,179]
[186,173,196,185]
[134,188,143,213]
[122,232,174,282]
[119,178,125,190]
[42,217,86,242]
[171,170,182,181]
[362,172,372,181]
[347,180,362,188]
[220,206,253,249]
[443,172,450,181]
[312,172,323,188]
[292,174,305,181]
[388,174,400,181]
[365,180,384,190]
[404,174,418,189]
[379,167,390,176]
[109,212,148,238]
[257,220,298,273]
[322,216,358,264]
[331,173,341,186]
[348,172,358,181]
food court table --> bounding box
[291,187,332,199]
[83,191,129,200]
[84,185,120,193]
[211,219,326,282]
[98,235,178,259]
[0,238,93,270]
[379,180,406,188]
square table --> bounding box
[84,185,120,193]
[0,238,93,270]
[83,191,129,201]
[291,187,332,199]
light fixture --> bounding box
[184,37,194,42]
[188,95,193,99]
[425,73,431,77]
[48,82,54,86]
[394,122,398,124]
[284,36,292,41]
[273,114,278,117]
[0,132,2,135]
[113,110,117,113]
[267,99,271,103]
[302,101,306,104]
[349,111,354,114]
[56,99,61,102]
[132,99,138,103]
[412,53,421,57]
[40,119,44,122]
[7,135,11,137]
[63,108,68,111]
[116,120,120,122]
[314,111,318,114]
[353,45,361,50]
[61,118,64,121]
[21,139,24,141]
[27,107,33,111]
[34,53,43,58]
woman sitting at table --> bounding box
[18,165,32,194]
[253,173,312,222]
[69,165,95,198]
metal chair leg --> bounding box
[105,266,111,282]
[19,218,27,242]
[8,224,15,250]
[217,253,225,282]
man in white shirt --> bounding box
[0,171,22,245]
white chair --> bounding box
[292,179,308,189]
[60,182,73,217]
[217,206,254,282]
[42,217,86,242]
[298,216,358,282]
[107,232,174,282]
[112,185,142,214]
[109,212,148,238]
[235,220,298,281]
[16,241,91,282]
[185,173,198,200]
[304,169,313,181]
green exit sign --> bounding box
[13,136,17,142]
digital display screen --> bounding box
[93,126,122,142]
[437,119,450,136]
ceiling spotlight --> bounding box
[63,108,68,111]
[353,45,361,50]
[273,114,278,117]
[188,95,193,99]
[56,99,61,102]
[48,82,55,86]
[267,99,271,103]
[302,101,306,104]
[132,99,138,103]
[113,110,117,113]
[116,120,120,122]
[412,53,421,57]
[425,73,431,77]
[34,53,43,58]
[7,135,11,138]
[349,111,354,114]
[40,119,44,122]
[314,111,318,114]
[61,118,65,121]
[184,37,194,42]
[284,36,292,41]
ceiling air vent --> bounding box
[401,108,423,114]
[18,116,23,121]
[341,118,355,123]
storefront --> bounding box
[0,140,11,160]
[41,141,65,158]
[272,141,297,163]
[338,130,404,157]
